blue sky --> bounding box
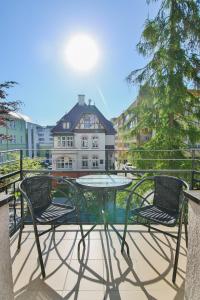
[0,0,160,125]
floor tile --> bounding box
[64,259,104,291]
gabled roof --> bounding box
[52,103,116,135]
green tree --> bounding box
[0,81,21,141]
[0,154,43,190]
[126,0,200,169]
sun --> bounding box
[65,34,99,72]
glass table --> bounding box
[76,174,132,254]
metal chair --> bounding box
[17,175,84,278]
[121,175,189,283]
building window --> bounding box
[9,120,15,129]
[82,155,88,169]
[66,136,73,147]
[92,155,99,169]
[57,137,61,147]
[56,157,64,169]
[11,135,16,144]
[20,136,23,144]
[56,157,72,169]
[57,136,73,147]
[81,136,88,148]
[92,136,98,148]
[84,115,91,129]
[63,122,70,129]
[39,138,44,142]
[65,157,73,169]
[76,114,103,129]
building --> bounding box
[0,112,28,152]
[51,95,116,174]
[112,98,151,152]
[27,123,54,159]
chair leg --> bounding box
[17,219,24,250]
[121,198,131,255]
[148,222,151,232]
[33,222,46,278]
[172,211,184,284]
[121,221,128,254]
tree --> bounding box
[0,81,21,140]
[126,0,200,169]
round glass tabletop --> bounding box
[76,174,132,190]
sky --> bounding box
[0,0,160,125]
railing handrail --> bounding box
[0,147,200,153]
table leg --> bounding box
[109,224,130,256]
[102,192,108,231]
[78,224,97,248]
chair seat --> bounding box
[131,205,178,226]
[35,203,76,223]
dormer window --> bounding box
[63,122,70,129]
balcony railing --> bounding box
[0,148,199,237]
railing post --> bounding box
[19,149,23,180]
[105,150,109,172]
[191,149,195,189]
[19,149,24,225]
[191,149,195,171]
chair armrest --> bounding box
[124,176,155,222]
[52,202,75,209]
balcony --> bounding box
[0,148,199,299]
[10,224,186,300]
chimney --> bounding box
[88,99,92,106]
[78,94,85,106]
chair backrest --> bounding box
[20,176,52,211]
[153,176,184,212]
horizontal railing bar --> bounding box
[1,148,200,153]
[0,170,21,180]
[0,159,20,166]
[121,158,198,161]
[0,178,21,190]
[0,149,21,154]
[23,169,193,173]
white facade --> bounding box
[52,95,115,172]
[52,133,107,171]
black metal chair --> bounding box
[17,175,84,278]
[121,175,189,283]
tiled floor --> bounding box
[10,225,187,300]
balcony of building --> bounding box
[0,148,200,300]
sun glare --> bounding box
[65,34,99,72]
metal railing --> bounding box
[0,148,200,235]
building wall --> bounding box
[27,123,53,158]
[52,132,106,171]
[105,135,115,145]
[0,117,26,152]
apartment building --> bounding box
[0,112,27,152]
[27,123,54,159]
